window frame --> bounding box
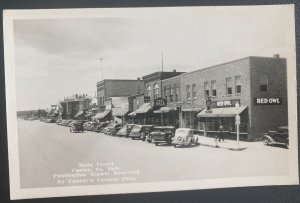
[235,75,242,95]
[186,85,191,100]
[259,74,269,93]
[226,77,233,96]
[211,80,217,97]
[204,82,209,98]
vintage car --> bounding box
[129,125,154,140]
[86,122,98,131]
[106,123,122,136]
[172,128,199,148]
[116,124,136,137]
[94,122,110,133]
[70,121,84,133]
[83,122,94,130]
[262,126,289,148]
[151,126,176,146]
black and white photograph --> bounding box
[3,5,298,200]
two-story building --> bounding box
[180,55,287,141]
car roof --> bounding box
[153,126,174,129]
[176,128,192,131]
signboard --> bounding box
[206,97,212,110]
[211,99,240,108]
[254,97,282,105]
[153,97,167,109]
[144,96,150,103]
[235,115,240,125]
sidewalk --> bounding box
[196,135,261,151]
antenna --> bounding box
[99,58,104,80]
[161,52,164,72]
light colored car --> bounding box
[172,128,198,148]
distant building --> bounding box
[59,94,92,120]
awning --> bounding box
[85,112,95,118]
[74,110,84,118]
[197,106,247,118]
[128,111,137,117]
[181,107,203,112]
[112,108,129,117]
[135,103,152,114]
[92,110,111,120]
[153,106,176,113]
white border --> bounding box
[3,5,299,200]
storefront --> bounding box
[197,105,249,140]
[92,110,111,121]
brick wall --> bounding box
[249,57,288,139]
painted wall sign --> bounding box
[254,97,282,105]
[211,99,240,108]
[153,97,167,109]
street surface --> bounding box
[17,119,289,188]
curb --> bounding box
[199,142,248,151]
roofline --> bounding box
[161,75,181,82]
[97,79,144,85]
[181,55,286,76]
[142,71,185,80]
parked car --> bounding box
[106,123,122,136]
[86,122,98,131]
[94,122,110,133]
[262,126,289,148]
[151,126,176,146]
[70,121,84,133]
[172,128,199,148]
[129,125,154,140]
[116,124,135,137]
[83,122,94,130]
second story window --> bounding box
[175,84,179,102]
[192,84,197,99]
[260,74,268,93]
[186,85,191,100]
[146,85,151,97]
[235,76,241,94]
[226,77,232,95]
[153,83,159,99]
[170,86,174,102]
[204,82,209,98]
[211,80,217,97]
[163,86,167,99]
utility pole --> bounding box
[99,58,104,80]
[161,52,164,72]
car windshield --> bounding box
[153,128,164,132]
[131,126,142,132]
[176,129,190,135]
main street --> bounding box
[18,119,289,188]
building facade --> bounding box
[180,55,287,141]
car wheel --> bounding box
[155,142,158,146]
[173,144,177,148]
[286,142,289,149]
[147,139,152,143]
[131,137,134,140]
[167,139,172,145]
[263,138,270,145]
[70,128,73,133]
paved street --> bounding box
[18,119,289,188]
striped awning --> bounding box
[197,106,247,118]
[135,103,152,114]
[74,110,84,118]
[92,110,111,120]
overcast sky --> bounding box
[13,6,294,111]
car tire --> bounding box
[131,137,134,140]
[155,142,158,146]
[263,138,270,145]
[173,145,177,148]
[147,139,152,143]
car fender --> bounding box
[262,135,275,143]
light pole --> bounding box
[235,102,241,148]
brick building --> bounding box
[180,55,287,141]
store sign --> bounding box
[211,99,240,108]
[153,97,167,108]
[254,97,282,105]
[144,96,150,103]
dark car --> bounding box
[86,122,98,131]
[70,121,84,133]
[151,126,176,146]
[129,125,154,140]
[116,124,135,137]
[106,123,122,136]
[262,126,289,148]
[94,122,110,133]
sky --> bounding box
[12,6,295,111]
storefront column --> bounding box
[204,118,207,137]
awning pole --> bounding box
[161,111,163,126]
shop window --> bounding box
[226,77,232,95]
[186,85,191,100]
[260,74,268,93]
[211,80,217,97]
[153,83,159,99]
[192,84,197,99]
[146,85,151,97]
[204,82,209,98]
[235,75,241,94]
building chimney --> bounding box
[273,54,280,58]
[173,69,176,72]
